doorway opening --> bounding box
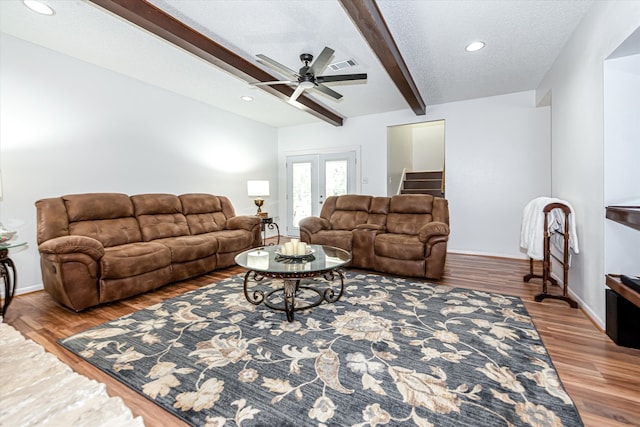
[387,120,445,196]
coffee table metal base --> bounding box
[243,270,345,322]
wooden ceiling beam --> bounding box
[87,0,344,126]
[339,0,426,115]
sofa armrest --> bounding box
[418,221,450,243]
[299,217,331,234]
[38,235,105,260]
[226,215,261,231]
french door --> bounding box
[286,151,357,235]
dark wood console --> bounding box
[606,205,640,231]
[604,206,640,349]
[606,274,640,308]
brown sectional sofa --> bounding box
[299,194,449,279]
[36,193,261,311]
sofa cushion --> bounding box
[367,197,390,228]
[69,218,142,248]
[180,194,228,234]
[308,230,354,252]
[131,194,190,241]
[207,229,257,253]
[63,194,142,247]
[327,195,372,231]
[101,242,171,279]
[385,213,434,235]
[64,193,134,221]
[386,194,435,235]
[390,194,434,214]
[155,236,218,263]
[375,234,425,260]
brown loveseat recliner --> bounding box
[299,194,449,279]
[36,193,261,311]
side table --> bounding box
[260,217,280,246]
[1,241,26,318]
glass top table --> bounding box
[235,244,351,322]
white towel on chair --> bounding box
[520,197,579,260]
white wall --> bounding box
[279,90,551,259]
[386,124,413,195]
[0,34,278,295]
[536,1,640,327]
[412,122,445,171]
[604,54,640,276]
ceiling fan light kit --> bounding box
[254,46,367,103]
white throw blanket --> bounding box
[520,197,579,261]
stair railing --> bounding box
[396,168,407,195]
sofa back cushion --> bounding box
[386,194,434,235]
[180,193,230,235]
[64,193,142,247]
[323,195,372,231]
[132,194,190,241]
[367,197,390,228]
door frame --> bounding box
[281,145,361,237]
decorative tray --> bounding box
[274,247,315,262]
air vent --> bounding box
[328,59,357,71]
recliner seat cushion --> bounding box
[375,234,424,260]
[308,230,354,252]
[206,230,256,253]
[101,242,171,279]
[155,236,218,263]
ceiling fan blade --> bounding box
[251,80,297,86]
[310,46,335,75]
[313,83,343,100]
[316,73,368,83]
[256,54,298,80]
[288,84,307,103]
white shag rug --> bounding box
[0,319,144,427]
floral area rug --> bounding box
[59,272,583,427]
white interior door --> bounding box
[286,151,357,236]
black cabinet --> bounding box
[606,289,640,349]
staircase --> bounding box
[401,171,444,197]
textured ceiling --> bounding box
[0,0,595,127]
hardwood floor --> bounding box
[3,252,639,426]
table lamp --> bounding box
[247,180,270,216]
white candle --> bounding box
[290,238,299,254]
[297,242,307,255]
[284,242,294,255]
[247,250,269,269]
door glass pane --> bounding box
[292,162,312,228]
[325,160,348,196]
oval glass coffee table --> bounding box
[234,244,351,322]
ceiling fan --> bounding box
[253,46,367,103]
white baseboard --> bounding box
[448,249,528,260]
[3,283,44,298]
[548,271,605,330]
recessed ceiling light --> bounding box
[241,96,253,102]
[23,0,55,15]
[465,41,485,52]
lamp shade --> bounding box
[247,180,270,197]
